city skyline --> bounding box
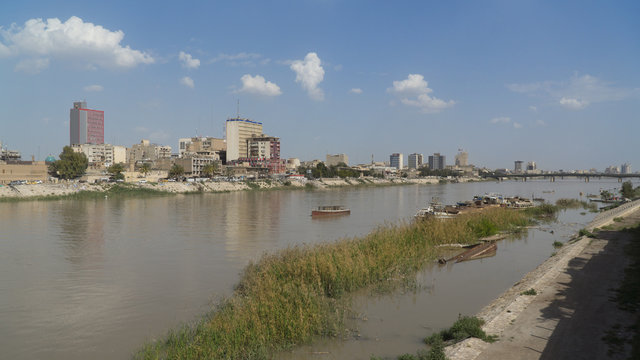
[1,1,638,170]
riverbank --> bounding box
[136,207,529,359]
[0,176,476,201]
[445,199,640,360]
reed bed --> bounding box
[136,208,531,360]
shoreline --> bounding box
[445,198,640,359]
[0,176,477,201]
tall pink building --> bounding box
[70,101,104,145]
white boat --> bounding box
[415,198,457,219]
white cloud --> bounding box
[507,73,638,110]
[180,76,194,88]
[0,16,154,70]
[84,84,103,92]
[14,57,49,74]
[513,122,523,129]
[238,74,282,96]
[179,51,200,69]
[529,105,537,112]
[210,52,266,67]
[535,119,546,126]
[290,52,325,101]
[350,88,363,94]
[388,74,455,113]
[490,116,511,124]
[559,97,589,110]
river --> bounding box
[0,178,635,359]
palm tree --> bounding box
[169,164,185,180]
[140,163,151,177]
[201,163,216,178]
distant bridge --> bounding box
[484,172,640,182]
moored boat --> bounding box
[312,205,351,216]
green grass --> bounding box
[425,315,497,346]
[579,228,597,238]
[136,208,529,359]
[0,183,170,202]
[552,241,563,249]
[556,198,597,211]
[521,288,537,296]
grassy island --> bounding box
[136,207,531,360]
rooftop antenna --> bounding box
[237,99,240,119]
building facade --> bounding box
[0,161,48,184]
[455,150,468,167]
[225,118,263,161]
[248,135,280,159]
[408,153,423,169]
[70,101,104,145]
[178,137,225,158]
[621,163,632,174]
[72,143,126,167]
[514,160,524,173]
[390,153,404,169]
[428,153,446,170]
[326,154,349,167]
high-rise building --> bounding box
[390,153,404,169]
[408,153,423,169]
[621,163,632,174]
[429,153,446,170]
[527,161,537,171]
[455,150,468,167]
[326,154,349,167]
[225,118,263,161]
[70,101,104,145]
[514,160,524,173]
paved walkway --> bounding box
[447,202,640,360]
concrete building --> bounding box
[326,154,349,167]
[455,150,468,167]
[225,118,263,161]
[178,137,225,158]
[248,135,280,159]
[621,163,632,174]
[72,143,126,168]
[0,161,48,184]
[128,140,174,165]
[408,153,423,169]
[70,101,104,145]
[174,157,217,177]
[514,160,524,173]
[527,161,537,171]
[0,141,21,161]
[428,153,446,170]
[390,153,404,169]
[605,165,620,174]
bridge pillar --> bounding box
[619,177,623,183]
[585,177,589,183]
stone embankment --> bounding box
[445,198,640,360]
[0,176,476,200]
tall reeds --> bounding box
[136,208,530,360]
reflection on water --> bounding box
[0,179,637,359]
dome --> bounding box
[45,155,56,163]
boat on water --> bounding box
[415,197,458,219]
[311,205,351,217]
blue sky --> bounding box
[1,0,638,170]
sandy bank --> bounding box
[0,176,478,200]
[446,199,640,360]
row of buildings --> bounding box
[389,150,469,170]
[66,101,288,177]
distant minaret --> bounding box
[371,154,374,165]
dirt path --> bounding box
[447,203,640,360]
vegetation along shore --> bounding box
[136,205,545,359]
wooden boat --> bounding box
[440,241,498,263]
[312,205,350,216]
[415,197,458,219]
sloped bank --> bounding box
[444,199,640,360]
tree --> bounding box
[169,164,185,180]
[140,163,151,177]
[620,181,638,199]
[48,146,88,180]
[108,163,125,180]
[201,163,216,178]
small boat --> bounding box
[312,205,350,216]
[415,197,457,219]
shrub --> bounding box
[521,288,537,296]
[552,241,563,248]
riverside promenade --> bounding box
[446,199,640,360]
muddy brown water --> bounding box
[1,179,636,359]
